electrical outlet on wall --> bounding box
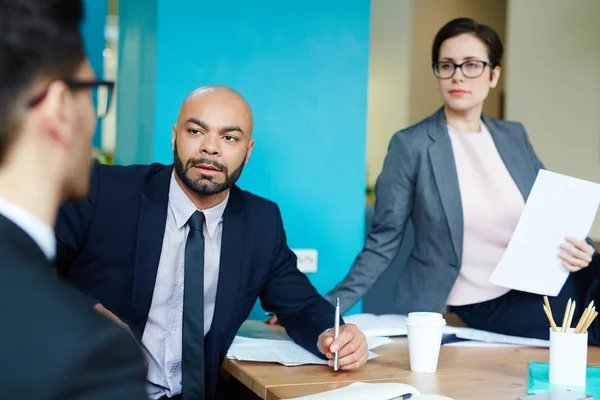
[292,249,318,273]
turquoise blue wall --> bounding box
[116,0,157,164]
[81,0,107,148]
[118,0,370,317]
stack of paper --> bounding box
[226,336,389,366]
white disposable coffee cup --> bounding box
[406,312,446,373]
[549,328,587,387]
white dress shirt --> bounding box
[0,196,55,260]
[143,172,228,399]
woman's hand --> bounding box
[265,314,279,325]
[559,236,594,272]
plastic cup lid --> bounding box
[406,312,446,327]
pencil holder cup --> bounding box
[549,328,587,387]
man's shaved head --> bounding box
[171,85,255,204]
[177,85,253,135]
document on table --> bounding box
[228,335,392,350]
[443,340,528,348]
[490,169,600,296]
[366,336,394,349]
[329,314,549,348]
[226,336,385,366]
[343,313,408,336]
[285,382,421,400]
[450,327,549,347]
[231,343,327,366]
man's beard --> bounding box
[173,144,245,196]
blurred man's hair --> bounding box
[0,0,85,164]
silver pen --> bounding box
[333,297,340,371]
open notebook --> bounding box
[285,382,454,400]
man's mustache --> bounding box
[186,158,227,173]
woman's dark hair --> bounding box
[431,18,503,67]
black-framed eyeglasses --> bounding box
[432,60,493,79]
[27,79,115,119]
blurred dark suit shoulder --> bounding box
[0,215,148,400]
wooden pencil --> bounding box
[566,301,576,332]
[581,311,598,333]
[543,305,558,332]
[575,302,596,334]
[543,296,552,312]
[574,301,593,333]
[574,307,590,333]
[561,298,572,333]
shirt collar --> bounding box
[0,196,56,260]
[168,172,229,238]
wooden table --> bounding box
[223,321,600,399]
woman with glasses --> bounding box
[325,17,599,343]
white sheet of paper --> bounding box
[228,334,392,351]
[229,336,291,347]
[231,344,327,365]
[343,313,408,337]
[443,340,528,348]
[451,327,549,347]
[342,314,466,337]
[285,382,420,400]
[329,315,546,347]
[366,336,394,349]
[490,169,600,296]
[230,344,379,366]
[227,336,380,366]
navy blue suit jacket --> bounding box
[55,163,336,399]
[0,215,147,399]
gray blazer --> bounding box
[327,107,570,314]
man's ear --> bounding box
[171,124,177,153]
[245,138,255,165]
[40,81,74,147]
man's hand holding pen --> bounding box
[317,324,368,371]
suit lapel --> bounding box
[131,166,172,340]
[207,186,244,339]
[483,115,533,200]
[427,108,464,263]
